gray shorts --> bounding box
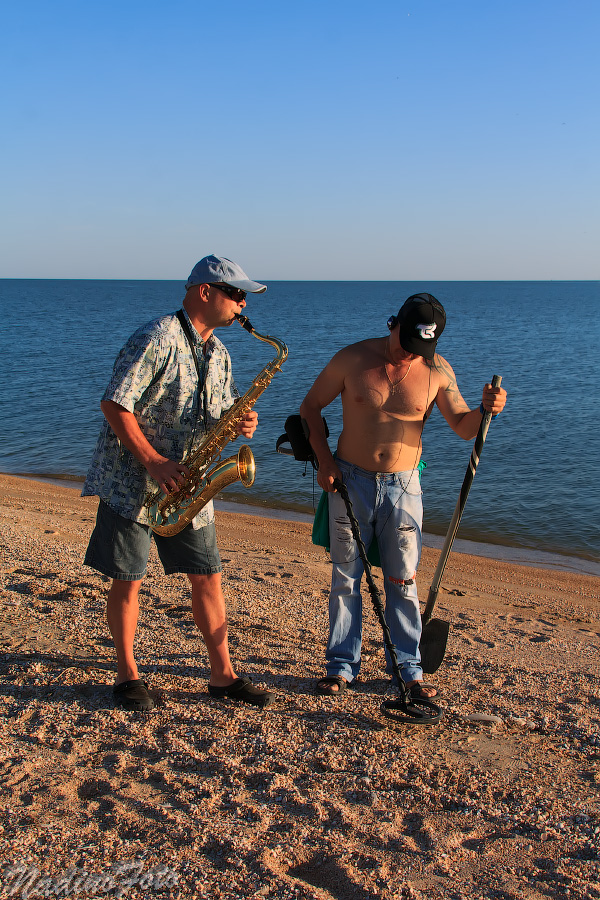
[84,500,222,581]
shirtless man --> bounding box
[299,293,507,698]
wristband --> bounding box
[480,402,498,418]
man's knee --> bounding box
[188,572,220,586]
[108,578,143,603]
[188,572,222,601]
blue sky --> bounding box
[1,0,598,279]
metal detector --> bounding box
[276,415,442,725]
[332,479,443,725]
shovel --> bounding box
[419,375,502,674]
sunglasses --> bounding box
[210,283,246,303]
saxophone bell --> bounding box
[149,445,256,537]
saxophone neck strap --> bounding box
[176,309,202,380]
[177,309,208,435]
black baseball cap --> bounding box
[395,293,446,359]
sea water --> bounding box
[0,279,598,573]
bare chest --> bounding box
[344,363,436,418]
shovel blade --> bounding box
[420,618,450,674]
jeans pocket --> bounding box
[398,471,423,496]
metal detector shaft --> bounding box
[332,479,405,690]
[422,374,502,626]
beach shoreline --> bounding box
[5,471,599,578]
[1,473,599,899]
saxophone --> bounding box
[145,314,288,536]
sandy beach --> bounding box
[0,472,598,900]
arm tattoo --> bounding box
[434,356,470,411]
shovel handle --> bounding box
[422,375,502,625]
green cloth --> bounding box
[311,461,426,570]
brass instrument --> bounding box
[146,314,288,536]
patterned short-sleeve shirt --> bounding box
[82,308,239,527]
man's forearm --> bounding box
[100,400,165,469]
[452,408,485,441]
[101,400,190,495]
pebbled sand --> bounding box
[0,472,599,900]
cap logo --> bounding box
[416,322,437,340]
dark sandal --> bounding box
[408,681,440,700]
[113,679,155,711]
[316,675,348,696]
[208,677,274,708]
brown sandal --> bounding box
[316,675,348,696]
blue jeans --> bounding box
[326,458,424,684]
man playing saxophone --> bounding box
[83,255,274,711]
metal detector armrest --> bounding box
[274,414,328,467]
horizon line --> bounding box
[1,277,598,283]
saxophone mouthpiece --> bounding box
[235,313,254,334]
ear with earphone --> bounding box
[387,314,399,331]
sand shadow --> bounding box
[287,852,381,900]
